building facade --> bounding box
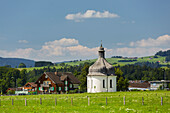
[149,80,170,90]
[128,80,150,91]
[23,82,37,92]
[35,72,81,94]
[87,44,117,93]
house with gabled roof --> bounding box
[35,72,81,94]
[23,82,37,92]
[128,80,150,91]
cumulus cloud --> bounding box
[18,40,28,43]
[0,38,113,62]
[0,48,34,58]
[0,36,169,62]
[130,35,170,47]
[65,10,119,22]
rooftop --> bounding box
[88,44,115,76]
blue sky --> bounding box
[0,0,170,62]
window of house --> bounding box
[39,87,43,91]
[43,81,46,85]
[103,79,105,88]
[50,87,54,91]
[70,84,72,88]
[43,81,51,85]
[110,79,112,88]
[65,86,68,91]
[65,81,68,85]
[58,87,61,91]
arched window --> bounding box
[110,79,112,88]
[91,80,93,88]
[103,79,105,88]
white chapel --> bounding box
[87,44,117,93]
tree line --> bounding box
[155,50,170,62]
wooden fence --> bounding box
[0,95,169,107]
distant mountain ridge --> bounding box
[0,57,35,68]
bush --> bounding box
[130,89,140,91]
[35,61,53,67]
[69,89,78,94]
[19,63,26,68]
[7,90,15,95]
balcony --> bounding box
[40,84,49,87]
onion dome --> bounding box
[88,44,115,76]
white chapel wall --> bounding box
[87,75,117,93]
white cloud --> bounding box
[0,48,34,58]
[0,38,110,62]
[130,35,170,47]
[0,36,169,62]
[18,40,28,43]
[65,10,119,22]
[116,43,124,46]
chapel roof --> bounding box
[88,44,115,76]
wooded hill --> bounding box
[0,57,35,68]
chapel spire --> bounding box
[98,41,105,58]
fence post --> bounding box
[40,98,42,105]
[71,97,73,106]
[55,98,57,106]
[161,97,163,106]
[142,97,144,105]
[106,97,107,105]
[12,98,14,105]
[88,96,90,106]
[123,96,125,105]
[25,98,27,106]
[66,96,68,103]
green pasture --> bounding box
[18,55,169,71]
[0,91,170,113]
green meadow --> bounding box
[1,91,170,113]
[18,55,168,72]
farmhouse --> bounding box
[87,44,117,93]
[35,72,81,94]
[128,80,150,91]
[23,82,37,92]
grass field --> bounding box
[1,91,170,113]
